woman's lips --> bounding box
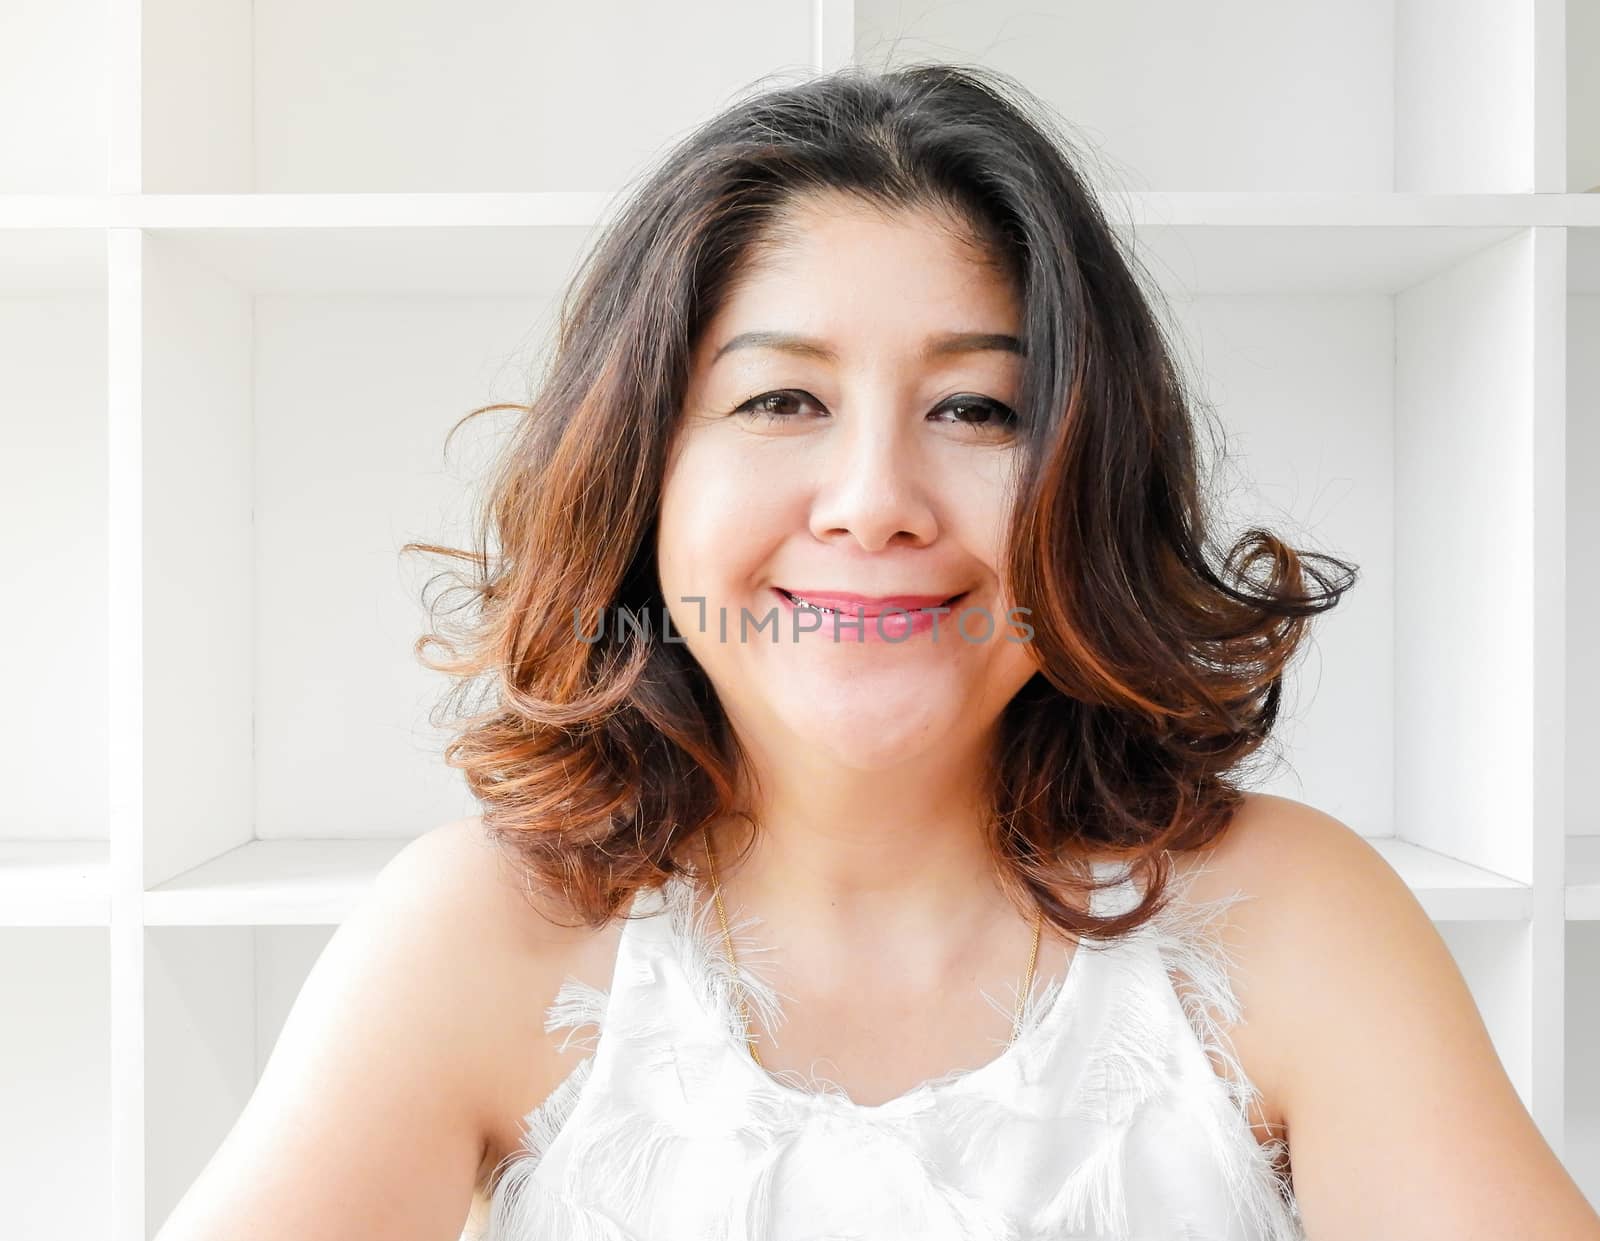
[769,586,971,643]
[773,587,967,616]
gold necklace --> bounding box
[699,824,1045,1070]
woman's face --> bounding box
[657,193,1040,774]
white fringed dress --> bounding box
[482,857,1306,1241]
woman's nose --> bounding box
[805,414,939,552]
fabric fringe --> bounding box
[978,958,1070,1055]
[521,1053,594,1162]
[657,869,791,1049]
[1038,1117,1132,1236]
[554,1099,689,1226]
[544,976,609,1053]
[485,1154,640,1241]
[482,974,611,1229]
[507,974,610,1165]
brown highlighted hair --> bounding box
[402,62,1358,942]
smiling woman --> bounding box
[150,60,1600,1241]
[656,190,1044,747]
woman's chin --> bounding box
[774,708,948,770]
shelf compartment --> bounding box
[140,0,814,194]
[1571,838,1600,921]
[858,0,1537,193]
[0,0,109,193]
[1572,0,1600,193]
[0,233,110,925]
[1568,921,1600,1209]
[145,923,334,1235]
[0,929,111,1239]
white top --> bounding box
[482,857,1306,1241]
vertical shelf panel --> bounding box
[1569,227,1600,1195]
[1529,224,1567,1143]
[1570,231,1600,849]
[108,224,146,1241]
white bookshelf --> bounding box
[0,0,1595,1236]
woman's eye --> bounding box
[732,389,824,422]
[935,395,1019,430]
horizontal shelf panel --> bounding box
[143,837,411,926]
[2,195,1593,295]
[0,839,109,926]
[1365,836,1532,921]
[3,192,1600,232]
[127,832,1536,927]
[119,192,1600,230]
[0,832,1543,926]
[1570,837,1600,921]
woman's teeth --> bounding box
[781,589,959,614]
[785,590,841,614]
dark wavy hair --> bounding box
[402,61,1358,942]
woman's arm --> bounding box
[1215,797,1600,1239]
[152,820,560,1241]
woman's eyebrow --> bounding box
[710,330,1024,367]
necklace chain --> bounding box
[698,824,1045,1071]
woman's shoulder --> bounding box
[1161,791,1449,1139]
[1164,789,1424,956]
[1166,790,1423,971]
[1174,795,1600,1236]
[374,819,627,1192]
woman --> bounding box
[154,64,1600,1241]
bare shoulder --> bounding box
[1166,791,1451,1120]
[382,818,625,1179]
[1162,792,1410,1103]
[152,816,618,1241]
[386,815,601,953]
[1168,788,1389,906]
[1168,793,1600,1239]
